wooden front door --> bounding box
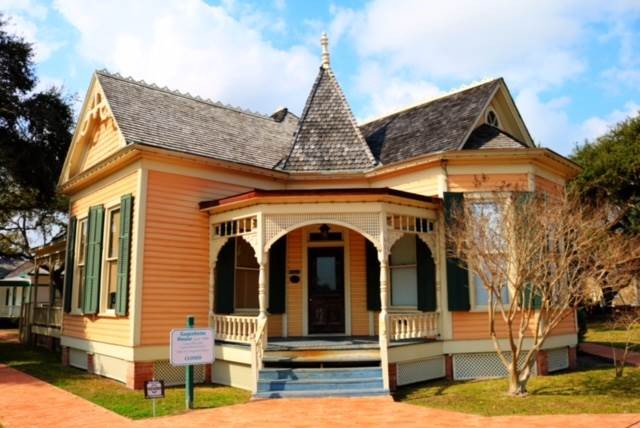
[308,247,345,334]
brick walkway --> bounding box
[1,363,639,428]
[580,343,640,366]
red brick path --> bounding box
[580,343,640,366]
[1,362,640,428]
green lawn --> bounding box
[0,338,250,419]
[584,321,640,352]
[395,362,640,416]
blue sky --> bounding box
[2,0,640,156]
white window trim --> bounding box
[389,235,419,309]
[234,237,260,312]
[486,108,500,128]
[71,216,88,315]
[99,201,121,316]
[465,195,513,311]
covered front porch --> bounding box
[200,188,443,393]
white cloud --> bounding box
[1,1,63,62]
[579,101,640,143]
[53,0,317,115]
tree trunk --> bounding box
[507,367,529,396]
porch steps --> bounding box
[262,348,381,365]
[254,367,387,399]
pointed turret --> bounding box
[281,34,376,172]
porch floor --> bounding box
[266,336,435,352]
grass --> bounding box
[0,337,250,419]
[395,358,640,416]
[584,321,640,352]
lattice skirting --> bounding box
[154,360,206,387]
[453,352,538,380]
[397,356,446,386]
[547,347,569,372]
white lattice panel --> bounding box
[154,360,206,386]
[264,213,381,249]
[397,357,446,386]
[69,349,87,370]
[547,347,569,372]
[453,352,537,380]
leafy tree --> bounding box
[571,113,640,234]
[0,15,73,259]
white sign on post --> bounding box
[170,328,215,366]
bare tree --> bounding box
[446,192,638,396]
[607,306,640,378]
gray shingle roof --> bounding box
[463,124,527,150]
[359,79,501,165]
[280,67,376,171]
[96,70,298,170]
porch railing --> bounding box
[33,305,62,327]
[0,305,21,318]
[211,314,258,344]
[389,312,439,341]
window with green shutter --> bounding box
[444,192,471,311]
[416,237,437,312]
[83,205,104,314]
[63,216,77,313]
[268,236,287,314]
[115,194,133,316]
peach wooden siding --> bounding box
[535,175,564,197]
[349,231,370,335]
[80,124,123,172]
[286,229,303,336]
[549,310,576,336]
[448,173,529,192]
[268,315,283,337]
[141,170,249,345]
[453,310,576,340]
[63,169,138,346]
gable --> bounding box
[59,76,126,184]
[473,83,534,147]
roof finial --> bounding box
[321,32,330,69]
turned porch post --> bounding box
[258,256,268,322]
[378,213,391,391]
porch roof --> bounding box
[199,187,441,213]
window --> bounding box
[470,201,509,307]
[75,218,88,310]
[486,109,499,127]
[235,237,259,309]
[390,235,418,306]
[103,207,120,311]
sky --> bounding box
[2,0,640,156]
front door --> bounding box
[308,247,345,334]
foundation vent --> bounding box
[397,356,446,386]
[547,347,569,372]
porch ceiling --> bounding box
[199,187,441,214]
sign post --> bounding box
[185,315,194,410]
[144,379,165,417]
[169,316,214,411]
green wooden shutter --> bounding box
[63,216,77,313]
[365,239,381,311]
[215,238,235,314]
[416,237,437,312]
[444,192,471,311]
[83,205,104,314]
[115,194,133,316]
[268,236,287,314]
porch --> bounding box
[200,188,444,395]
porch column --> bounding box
[378,212,391,391]
[258,256,268,322]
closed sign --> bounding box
[144,380,165,399]
[170,328,215,366]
